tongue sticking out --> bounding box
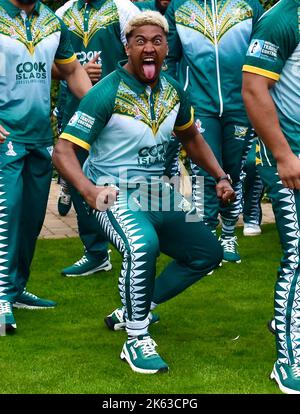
[143,63,156,80]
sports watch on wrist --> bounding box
[216,174,233,185]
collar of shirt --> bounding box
[77,0,104,11]
[0,0,40,18]
[117,61,162,96]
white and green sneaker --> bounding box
[0,300,17,333]
[270,361,300,394]
[219,235,241,263]
[104,307,159,331]
[13,290,57,309]
[62,253,112,277]
[243,223,262,236]
[120,335,169,374]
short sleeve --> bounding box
[54,18,76,64]
[174,86,194,131]
[60,73,119,149]
[243,11,297,81]
[247,0,264,26]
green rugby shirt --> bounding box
[243,0,300,159]
[61,64,194,184]
[55,0,140,125]
[243,0,300,127]
[0,0,76,144]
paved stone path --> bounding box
[40,181,275,239]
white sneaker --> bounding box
[243,223,262,236]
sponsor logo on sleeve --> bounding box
[68,111,95,134]
[247,39,279,62]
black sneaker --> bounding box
[57,179,72,216]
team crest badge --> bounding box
[6,141,16,157]
[234,126,248,139]
[178,197,192,213]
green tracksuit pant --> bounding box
[68,148,108,261]
[190,114,254,232]
[92,184,222,336]
[242,139,264,226]
[0,140,53,302]
[257,108,300,365]
[258,161,300,365]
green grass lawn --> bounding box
[0,224,282,394]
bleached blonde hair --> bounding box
[125,10,169,40]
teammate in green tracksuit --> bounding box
[135,0,171,14]
[243,0,300,394]
[0,0,92,332]
[53,11,234,374]
[55,0,140,277]
[164,0,264,262]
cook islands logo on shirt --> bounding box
[138,144,167,167]
[6,141,17,157]
[76,50,102,65]
[16,61,47,83]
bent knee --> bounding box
[190,242,223,272]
